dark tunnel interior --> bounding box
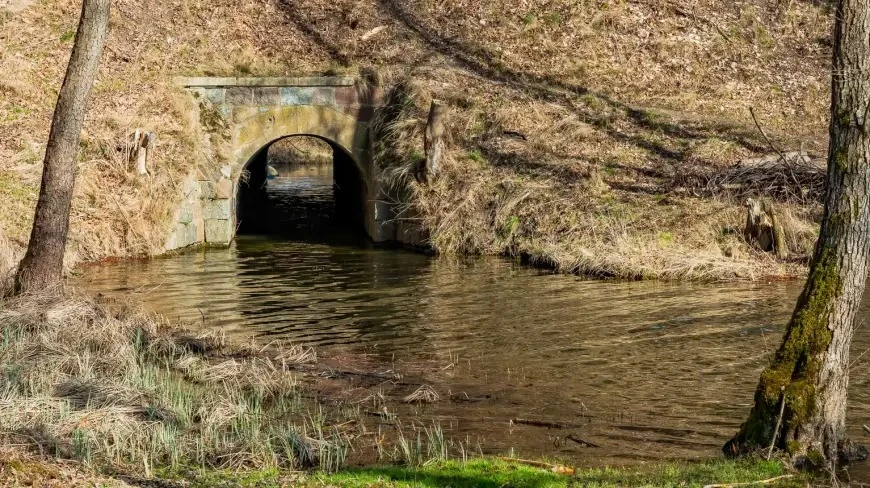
[236,135,369,245]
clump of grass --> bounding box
[0,293,349,474]
[402,384,439,404]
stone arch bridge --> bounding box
[165,76,403,251]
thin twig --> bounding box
[566,434,600,448]
[512,418,581,429]
[767,387,786,460]
[749,107,800,188]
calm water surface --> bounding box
[76,169,870,477]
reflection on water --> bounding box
[76,170,870,477]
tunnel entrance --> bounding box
[236,135,368,244]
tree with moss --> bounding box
[725,0,870,467]
[14,0,111,294]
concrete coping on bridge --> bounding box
[174,76,357,88]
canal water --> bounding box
[76,166,870,477]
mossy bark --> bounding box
[725,0,870,466]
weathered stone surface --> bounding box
[185,222,198,246]
[175,222,188,245]
[165,230,178,251]
[205,219,234,243]
[251,87,280,105]
[232,106,261,123]
[280,87,314,106]
[203,88,226,104]
[334,86,359,108]
[226,87,252,105]
[311,87,336,106]
[203,199,232,220]
[220,165,232,178]
[178,201,194,224]
[374,200,394,221]
[183,177,199,197]
[175,76,355,88]
[199,181,216,199]
[196,218,205,241]
[216,178,233,199]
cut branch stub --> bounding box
[744,198,788,259]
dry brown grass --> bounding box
[1,0,833,280]
[0,292,355,474]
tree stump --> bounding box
[423,99,446,182]
[129,130,155,175]
[744,198,788,259]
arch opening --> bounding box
[236,135,368,244]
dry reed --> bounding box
[0,292,351,474]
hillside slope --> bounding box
[0,0,833,280]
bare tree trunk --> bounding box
[726,0,870,468]
[14,0,111,294]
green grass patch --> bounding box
[303,458,801,488]
[310,459,565,488]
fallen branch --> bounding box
[566,434,600,448]
[497,457,575,476]
[360,25,387,41]
[702,474,794,488]
[512,418,581,429]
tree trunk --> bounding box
[725,0,870,467]
[14,0,111,294]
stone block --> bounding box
[196,218,205,242]
[226,87,252,105]
[183,177,198,197]
[165,230,178,251]
[199,181,216,199]
[203,88,226,104]
[280,87,313,106]
[334,86,359,108]
[216,178,234,199]
[178,201,194,225]
[174,223,188,247]
[203,199,232,220]
[311,87,336,106]
[374,200,394,221]
[185,222,199,245]
[205,219,234,243]
[251,87,280,105]
[232,106,260,123]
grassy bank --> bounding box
[1,0,835,281]
[308,458,803,488]
[0,454,805,487]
